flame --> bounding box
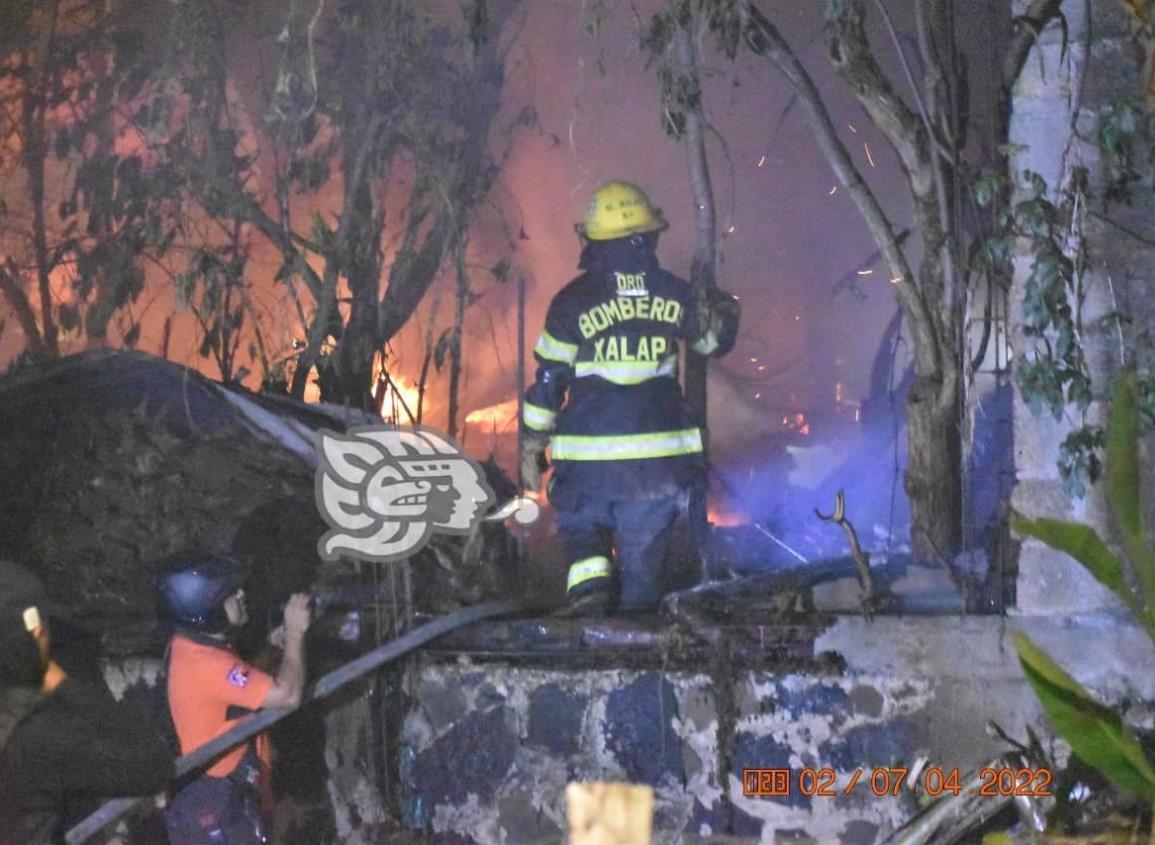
[781,411,810,436]
[465,397,519,431]
[708,506,746,527]
[373,368,422,424]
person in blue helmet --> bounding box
[521,180,740,616]
[157,552,311,844]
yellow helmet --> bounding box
[577,180,669,241]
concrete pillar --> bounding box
[1009,0,1155,614]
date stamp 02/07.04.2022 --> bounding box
[741,765,1054,800]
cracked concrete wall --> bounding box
[398,612,1155,844]
[1010,0,1155,613]
[399,661,929,843]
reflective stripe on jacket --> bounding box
[522,239,714,505]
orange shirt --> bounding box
[167,634,274,778]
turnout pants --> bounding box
[557,494,686,610]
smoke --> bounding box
[1,0,921,523]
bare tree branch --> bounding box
[674,23,717,287]
[743,3,941,378]
[0,259,45,354]
[827,0,960,394]
[827,1,928,190]
[870,0,954,162]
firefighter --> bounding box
[0,560,173,844]
[521,180,740,615]
[157,552,310,844]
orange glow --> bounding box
[781,411,809,435]
[373,365,422,424]
[708,506,746,527]
[465,397,519,432]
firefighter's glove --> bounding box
[692,286,741,358]
[520,432,550,492]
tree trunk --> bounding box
[328,155,381,410]
[672,22,716,422]
[905,376,962,561]
[23,0,60,358]
[671,14,718,583]
[446,247,469,441]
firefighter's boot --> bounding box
[559,555,613,617]
[566,584,611,618]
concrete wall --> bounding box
[90,612,1155,844]
[396,615,1155,843]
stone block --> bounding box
[1013,539,1126,614]
[734,675,772,719]
[1082,38,1144,105]
[820,717,927,772]
[841,819,881,844]
[409,706,518,805]
[603,674,685,787]
[497,793,562,842]
[412,672,473,730]
[774,681,850,719]
[848,685,884,718]
[680,684,717,732]
[527,683,585,756]
[687,799,763,838]
[731,732,808,809]
[1087,0,1142,40]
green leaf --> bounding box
[1012,513,1139,616]
[1105,374,1155,603]
[1013,632,1155,800]
[974,170,1005,208]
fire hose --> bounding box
[64,598,525,845]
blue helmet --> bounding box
[157,553,249,632]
